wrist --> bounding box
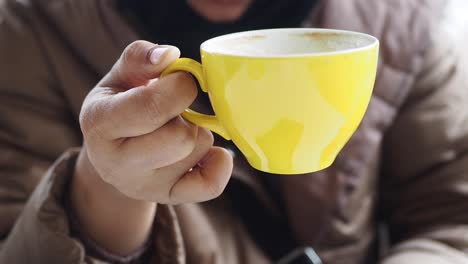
[71,146,157,255]
[73,145,151,208]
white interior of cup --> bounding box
[201,28,378,58]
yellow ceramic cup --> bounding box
[161,28,379,174]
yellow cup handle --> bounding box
[161,58,231,140]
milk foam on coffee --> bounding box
[201,29,375,57]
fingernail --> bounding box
[149,46,169,65]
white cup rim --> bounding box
[200,28,379,58]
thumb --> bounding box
[100,40,181,89]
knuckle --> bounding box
[79,100,108,139]
[140,88,165,124]
[172,119,197,150]
[199,128,214,147]
[121,40,148,65]
[79,110,92,135]
[79,103,99,136]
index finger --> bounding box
[82,71,198,140]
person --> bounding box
[0,0,467,263]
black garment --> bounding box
[117,0,317,60]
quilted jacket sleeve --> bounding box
[0,2,178,263]
[380,3,468,263]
